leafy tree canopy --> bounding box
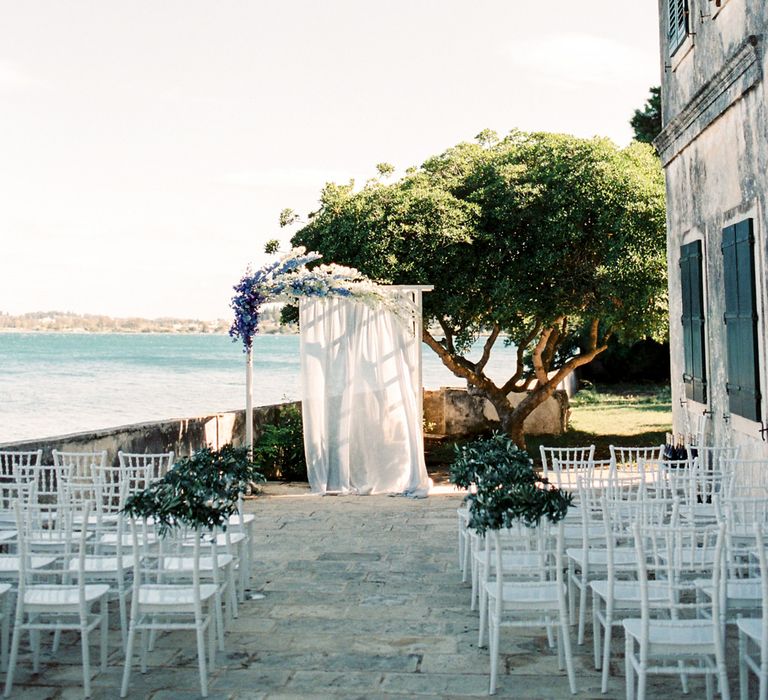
[288,130,667,447]
[631,86,662,145]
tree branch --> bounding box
[476,324,500,373]
[501,323,541,394]
[437,318,456,355]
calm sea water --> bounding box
[0,332,518,443]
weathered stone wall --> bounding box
[0,386,567,464]
[423,387,568,437]
[0,403,296,466]
[656,1,768,463]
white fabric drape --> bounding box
[299,296,430,496]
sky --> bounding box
[0,1,661,321]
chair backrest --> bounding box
[130,519,206,619]
[118,451,175,495]
[633,521,725,627]
[723,496,768,528]
[15,497,92,595]
[752,524,768,646]
[609,444,664,475]
[723,459,768,495]
[540,445,594,477]
[490,520,562,594]
[52,451,106,501]
[0,450,42,483]
[689,445,741,472]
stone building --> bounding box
[655,0,768,465]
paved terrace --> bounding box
[9,481,740,699]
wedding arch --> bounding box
[229,248,432,496]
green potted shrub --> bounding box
[123,444,265,533]
[450,433,572,533]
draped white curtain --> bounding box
[299,296,430,496]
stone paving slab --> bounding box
[5,480,746,698]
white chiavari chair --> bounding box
[623,521,730,700]
[4,499,109,698]
[120,520,218,698]
[737,523,768,700]
[486,521,576,695]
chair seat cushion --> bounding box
[736,617,762,642]
[590,579,668,604]
[138,584,218,605]
[68,556,137,573]
[0,555,57,572]
[566,547,636,567]
[24,584,109,606]
[623,618,716,653]
[486,580,564,605]
[161,555,234,572]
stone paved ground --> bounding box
[8,482,744,699]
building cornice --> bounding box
[655,35,762,167]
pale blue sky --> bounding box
[0,1,661,320]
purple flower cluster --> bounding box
[229,267,271,350]
[229,249,324,350]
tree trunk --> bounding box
[484,382,556,452]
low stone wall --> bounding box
[0,386,567,464]
[0,403,298,466]
[424,387,568,437]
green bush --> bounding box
[122,444,265,533]
[253,404,307,481]
[450,433,572,534]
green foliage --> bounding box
[450,433,572,533]
[279,208,300,228]
[376,162,395,178]
[264,239,281,255]
[122,444,265,534]
[287,130,668,446]
[631,86,662,145]
[253,404,306,481]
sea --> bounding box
[0,332,518,443]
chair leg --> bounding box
[738,629,748,700]
[215,592,225,651]
[120,624,136,698]
[100,597,109,672]
[568,562,576,626]
[228,565,238,620]
[592,593,601,670]
[601,603,614,693]
[118,585,128,652]
[488,614,500,695]
[81,626,92,698]
[3,621,21,697]
[195,623,208,698]
[577,573,588,645]
[140,628,148,674]
[559,602,577,694]
[478,586,487,648]
[0,594,10,673]
[31,615,40,674]
[625,633,635,700]
[208,607,216,674]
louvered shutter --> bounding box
[668,0,689,56]
[722,219,761,421]
[680,241,707,403]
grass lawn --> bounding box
[526,382,671,462]
[425,383,672,475]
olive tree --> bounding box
[287,130,667,448]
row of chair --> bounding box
[458,443,768,698]
[0,448,255,698]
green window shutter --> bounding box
[722,219,761,421]
[680,240,707,403]
[668,0,689,56]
